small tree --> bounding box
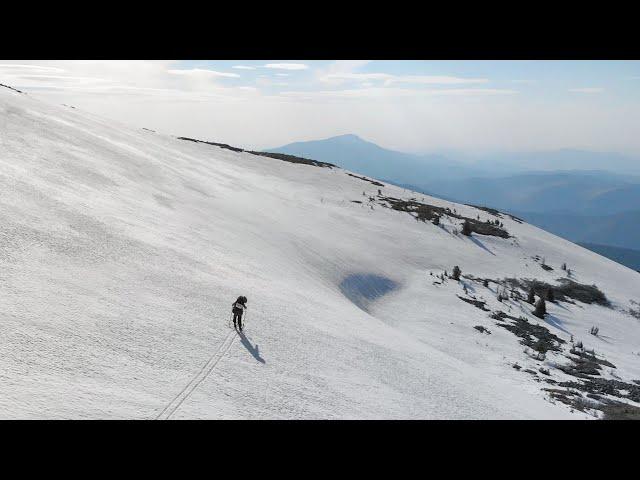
[462,220,472,236]
[533,297,546,318]
[561,262,567,271]
[527,287,536,304]
[452,265,461,281]
[546,288,555,302]
[590,326,599,336]
[432,216,439,226]
[483,279,489,288]
[497,287,508,302]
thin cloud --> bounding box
[264,63,309,70]
[280,87,516,99]
[0,63,65,73]
[168,68,240,78]
[232,65,256,70]
[321,72,488,86]
[568,87,604,93]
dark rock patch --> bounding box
[176,137,335,168]
[377,196,510,238]
[346,173,384,186]
[474,325,491,334]
[458,296,490,311]
[503,277,610,307]
[492,311,565,352]
[254,151,335,168]
[465,204,503,218]
[0,83,23,94]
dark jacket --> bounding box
[232,296,247,314]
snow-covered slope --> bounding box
[1,86,639,419]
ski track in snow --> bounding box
[155,328,237,420]
[1,87,639,419]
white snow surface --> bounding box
[1,87,639,419]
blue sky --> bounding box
[181,59,640,97]
[2,60,640,155]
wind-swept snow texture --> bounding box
[1,86,639,419]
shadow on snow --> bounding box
[339,273,399,313]
[238,330,266,364]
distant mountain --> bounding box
[466,149,640,176]
[266,134,492,185]
[421,171,640,216]
[578,243,640,272]
[268,136,640,216]
[513,210,640,251]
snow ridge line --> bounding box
[155,330,237,420]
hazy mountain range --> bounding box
[267,135,640,270]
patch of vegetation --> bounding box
[377,196,510,237]
[345,173,384,186]
[252,152,335,168]
[465,204,503,218]
[466,220,509,238]
[176,137,336,168]
[559,377,640,404]
[452,265,461,281]
[461,220,472,236]
[504,278,610,307]
[474,325,491,334]
[542,388,600,413]
[506,213,524,223]
[457,296,490,311]
[533,297,547,319]
[178,136,245,153]
[492,311,565,352]
[0,83,24,94]
[601,402,640,420]
[569,347,616,369]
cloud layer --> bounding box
[1,60,638,155]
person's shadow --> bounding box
[238,330,266,364]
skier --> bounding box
[231,296,248,332]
